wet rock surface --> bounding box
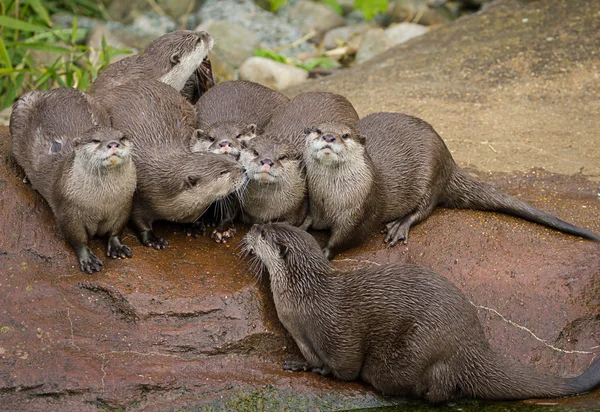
[1,119,600,410]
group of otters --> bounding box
[8,30,600,404]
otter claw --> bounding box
[211,228,236,243]
[79,253,103,274]
[141,231,168,249]
[185,221,206,238]
[283,360,309,372]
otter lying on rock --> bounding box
[10,88,136,273]
[302,113,600,259]
[245,222,600,403]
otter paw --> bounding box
[283,360,310,372]
[310,365,332,376]
[107,242,133,259]
[79,252,103,274]
[141,231,168,250]
[383,220,410,247]
[211,228,236,243]
[322,247,333,260]
[185,221,207,238]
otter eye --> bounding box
[235,134,242,140]
[316,129,322,135]
[252,149,259,157]
[342,133,350,140]
[219,170,229,176]
[279,155,288,161]
[119,136,128,142]
[207,136,215,142]
[92,138,101,143]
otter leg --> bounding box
[184,221,207,238]
[299,214,313,231]
[107,236,133,259]
[384,201,437,246]
[58,215,103,274]
[283,360,332,376]
[130,204,168,250]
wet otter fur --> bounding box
[237,91,359,227]
[90,30,213,99]
[10,88,136,273]
[238,135,307,226]
[194,80,290,153]
[244,222,600,403]
[303,113,600,259]
[96,80,245,249]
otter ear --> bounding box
[356,133,366,145]
[170,53,181,65]
[303,126,317,136]
[276,241,289,258]
[243,123,257,137]
[184,175,201,189]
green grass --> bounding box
[0,0,130,110]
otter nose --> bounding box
[323,134,336,143]
[260,159,274,167]
[219,141,231,148]
[107,141,120,149]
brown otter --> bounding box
[96,80,245,248]
[10,88,136,273]
[90,30,213,101]
[236,91,360,227]
[303,113,600,259]
[238,135,307,226]
[244,222,600,403]
[180,57,216,104]
[193,80,290,153]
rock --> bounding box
[105,0,151,23]
[196,0,316,56]
[207,51,236,82]
[354,28,394,64]
[87,24,136,64]
[161,0,203,21]
[337,0,356,15]
[388,0,454,26]
[238,56,308,90]
[322,23,372,50]
[288,0,345,35]
[196,20,259,68]
[0,106,11,126]
[384,22,430,45]
[131,13,176,39]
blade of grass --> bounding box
[26,0,52,26]
[0,15,49,32]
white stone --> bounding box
[384,22,429,45]
[238,57,309,90]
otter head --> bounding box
[304,122,365,165]
[145,150,245,222]
[239,135,301,184]
[145,30,213,92]
[244,223,329,283]
[191,122,257,159]
[73,127,132,170]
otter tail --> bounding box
[469,351,600,400]
[441,168,600,242]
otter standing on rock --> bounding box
[96,80,245,249]
[193,80,290,156]
[302,113,600,259]
[90,30,213,102]
[238,92,360,226]
[245,222,600,403]
[10,88,136,273]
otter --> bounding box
[238,135,307,226]
[96,80,245,249]
[193,80,290,154]
[90,30,213,102]
[244,222,600,403]
[180,56,216,105]
[10,88,136,273]
[236,91,360,227]
[302,113,600,259]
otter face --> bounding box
[156,30,214,92]
[191,123,257,158]
[74,127,132,169]
[240,136,301,184]
[244,222,326,278]
[304,122,365,165]
[155,152,245,222]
